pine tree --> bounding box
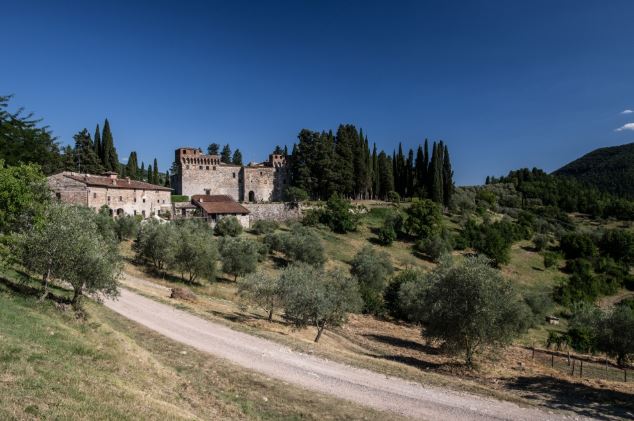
[353,128,368,199]
[273,145,284,155]
[406,148,414,197]
[101,119,119,172]
[371,143,378,199]
[73,129,104,174]
[153,158,159,184]
[221,144,231,164]
[93,124,101,159]
[207,143,220,155]
[232,149,243,165]
[442,144,453,208]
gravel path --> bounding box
[104,288,586,420]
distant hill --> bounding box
[553,142,634,199]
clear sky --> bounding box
[3,0,634,185]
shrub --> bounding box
[350,245,394,315]
[301,208,323,227]
[278,263,362,342]
[416,232,453,262]
[543,251,560,268]
[404,199,442,239]
[219,237,259,281]
[214,216,243,237]
[321,194,361,233]
[251,220,279,235]
[384,269,425,321]
[387,191,400,203]
[532,234,548,252]
[283,186,309,203]
[559,232,598,260]
[376,211,403,246]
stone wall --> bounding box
[179,164,241,200]
[47,173,89,205]
[243,203,303,223]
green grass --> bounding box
[0,274,395,421]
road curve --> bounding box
[104,288,582,420]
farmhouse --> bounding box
[47,171,172,217]
[191,194,250,227]
[171,147,288,202]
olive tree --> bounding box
[214,216,243,237]
[400,256,528,366]
[134,221,175,272]
[18,204,121,309]
[171,222,218,283]
[237,271,282,322]
[278,263,362,342]
[350,245,393,314]
[265,225,325,266]
[404,199,442,239]
[219,237,259,281]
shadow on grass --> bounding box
[0,272,71,305]
[506,375,634,420]
[363,333,440,355]
[374,354,443,371]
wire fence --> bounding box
[530,347,631,383]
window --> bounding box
[206,166,209,170]
[233,172,236,178]
[143,198,146,203]
[186,165,190,169]
[157,199,160,203]
[134,210,137,215]
[260,171,263,176]
[199,166,203,170]
[107,196,111,202]
[205,189,211,195]
[119,196,123,201]
[134,198,137,203]
[213,166,216,170]
[93,192,97,198]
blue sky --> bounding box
[3,0,634,185]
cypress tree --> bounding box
[232,149,243,165]
[371,143,378,199]
[140,162,145,181]
[377,151,394,199]
[406,148,414,197]
[415,145,425,197]
[423,139,430,185]
[221,144,232,164]
[126,151,138,180]
[153,158,159,184]
[147,164,152,183]
[334,124,356,197]
[93,124,101,160]
[165,170,171,187]
[353,128,368,199]
[442,144,453,208]
[101,119,119,172]
[429,142,444,204]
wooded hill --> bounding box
[554,142,634,199]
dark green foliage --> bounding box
[114,216,138,241]
[72,129,104,174]
[301,208,323,227]
[383,269,424,321]
[207,143,220,155]
[459,219,520,266]
[152,159,159,184]
[0,95,62,175]
[543,251,560,268]
[134,221,175,272]
[598,229,634,265]
[221,144,232,164]
[559,232,598,260]
[386,191,400,203]
[232,149,243,165]
[523,292,554,328]
[0,161,49,234]
[554,142,634,199]
[265,225,325,266]
[283,186,309,203]
[127,151,138,180]
[171,221,218,283]
[214,216,243,237]
[100,119,119,172]
[350,245,394,315]
[321,194,360,233]
[171,195,189,203]
[277,263,362,342]
[377,222,397,246]
[404,199,442,239]
[416,232,453,262]
[219,237,259,281]
[532,234,549,251]
[251,220,279,235]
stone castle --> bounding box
[171,147,289,202]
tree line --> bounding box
[286,124,454,205]
[0,95,167,185]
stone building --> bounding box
[171,147,288,202]
[47,171,172,217]
[191,194,250,227]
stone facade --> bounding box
[48,172,172,217]
[243,203,303,223]
[172,147,288,202]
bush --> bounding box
[251,220,279,235]
[404,199,442,239]
[278,263,362,342]
[321,194,361,233]
[543,251,560,268]
[387,191,400,203]
[384,269,425,321]
[350,245,394,315]
[301,208,323,227]
[416,232,453,262]
[532,234,548,252]
[283,186,309,203]
[559,232,598,260]
[219,237,259,281]
[237,271,282,322]
[265,225,325,266]
[376,211,403,246]
[214,216,243,237]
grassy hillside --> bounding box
[0,273,392,421]
[554,142,634,198]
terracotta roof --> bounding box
[192,195,250,215]
[64,173,172,191]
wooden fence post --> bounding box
[571,359,575,376]
[625,369,628,383]
[580,360,583,378]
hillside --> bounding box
[554,142,634,198]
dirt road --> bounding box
[104,288,584,420]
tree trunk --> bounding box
[268,309,274,322]
[71,284,84,310]
[314,321,326,342]
[39,266,51,302]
